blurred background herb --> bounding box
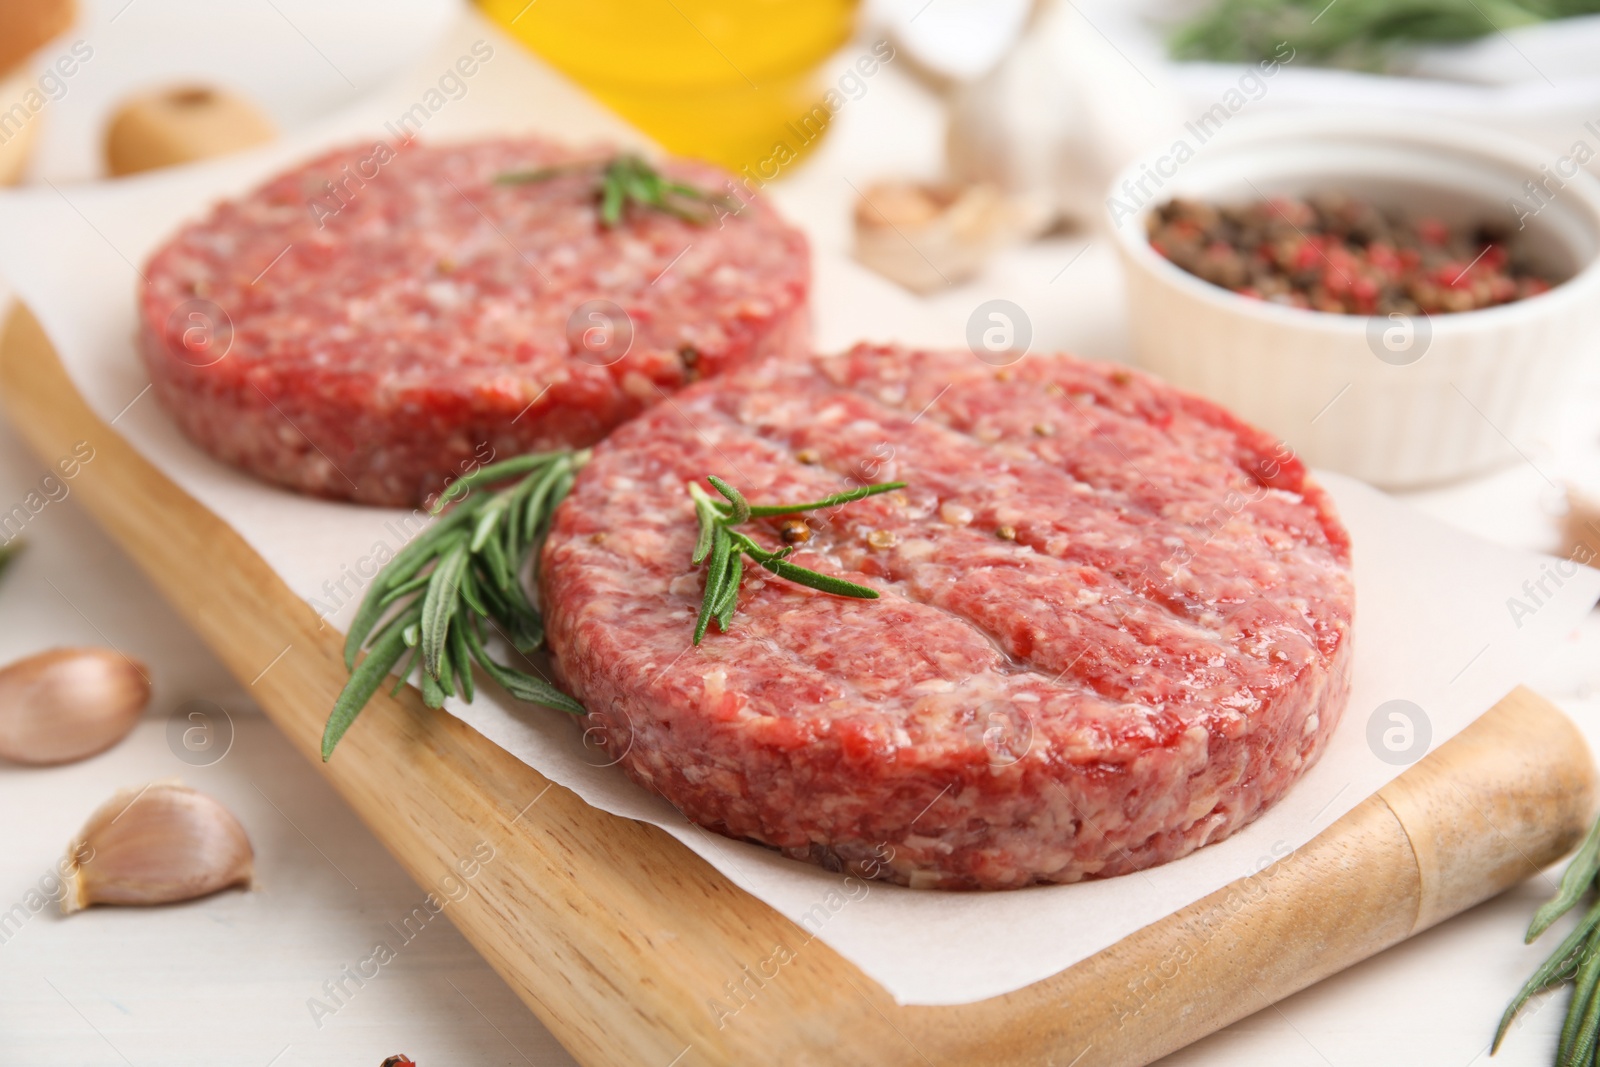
[0,540,23,587]
[1169,0,1600,69]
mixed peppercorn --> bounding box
[1148,193,1558,315]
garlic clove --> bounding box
[0,647,151,765]
[1567,479,1600,564]
[853,179,1018,292]
[62,782,253,914]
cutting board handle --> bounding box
[956,686,1597,1066]
[1381,686,1595,934]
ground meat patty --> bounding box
[138,138,809,506]
[541,344,1354,890]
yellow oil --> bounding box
[481,0,857,174]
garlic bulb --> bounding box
[946,0,1184,232]
[0,648,150,765]
[62,782,253,914]
[877,0,1035,83]
[947,39,1087,236]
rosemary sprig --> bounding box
[686,475,906,645]
[1167,0,1567,70]
[1532,819,1600,942]
[321,450,589,760]
[1496,813,1600,1058]
[496,153,731,228]
[322,457,909,756]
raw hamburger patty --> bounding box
[542,344,1354,890]
[137,138,810,506]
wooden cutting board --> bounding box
[2,301,1594,1066]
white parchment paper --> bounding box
[0,16,1596,1007]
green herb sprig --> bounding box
[0,540,23,586]
[496,153,732,228]
[321,450,589,760]
[321,457,910,758]
[1167,0,1594,70]
[1497,815,1600,1060]
[687,475,905,645]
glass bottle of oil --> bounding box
[481,0,857,173]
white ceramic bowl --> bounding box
[1106,111,1600,488]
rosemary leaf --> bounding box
[471,494,511,552]
[651,199,706,225]
[434,452,563,511]
[1495,896,1600,1051]
[685,474,903,643]
[389,495,484,572]
[1565,948,1600,1066]
[469,573,539,654]
[600,175,624,227]
[621,164,657,205]
[536,469,577,581]
[363,599,418,656]
[522,457,574,543]
[323,613,416,760]
[494,163,579,185]
[505,612,544,655]
[450,611,475,703]
[390,645,417,698]
[479,525,515,596]
[689,482,722,564]
[491,662,585,714]
[499,153,730,229]
[342,570,406,668]
[714,552,742,633]
[421,666,447,709]
[0,540,23,584]
[692,514,716,565]
[469,567,515,624]
[378,570,434,609]
[462,617,584,715]
[1558,934,1600,1063]
[664,179,710,201]
[457,565,490,618]
[707,475,750,525]
[1532,817,1600,942]
[343,503,477,668]
[420,539,469,677]
[500,519,523,589]
[425,652,451,710]
[726,529,785,563]
[746,480,908,517]
[693,525,733,645]
[760,557,881,599]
